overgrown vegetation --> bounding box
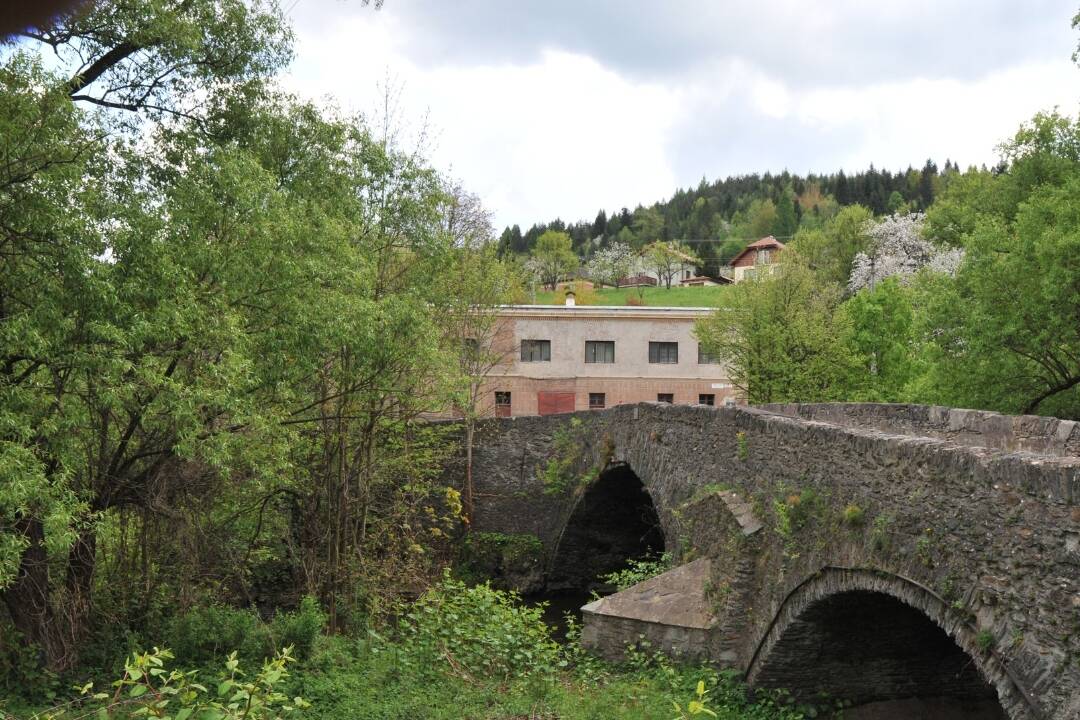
[11,577,814,720]
[539,417,596,496]
[600,552,675,591]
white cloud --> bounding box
[283,2,1080,228]
[284,13,680,228]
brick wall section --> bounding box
[456,403,1080,720]
[480,376,736,416]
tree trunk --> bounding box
[463,420,475,527]
[1,516,91,672]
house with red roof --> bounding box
[728,236,785,282]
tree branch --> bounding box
[67,41,141,96]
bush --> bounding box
[165,597,326,666]
[600,552,673,592]
[457,532,545,592]
[269,597,326,661]
[44,646,307,720]
[0,624,60,703]
[397,571,560,683]
[165,604,263,666]
[842,504,865,527]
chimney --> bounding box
[564,290,576,307]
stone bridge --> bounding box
[456,402,1080,720]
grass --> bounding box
[531,285,730,307]
[281,636,807,720]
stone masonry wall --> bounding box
[760,402,1080,457]
[461,403,1080,720]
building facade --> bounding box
[729,236,785,282]
[479,304,736,417]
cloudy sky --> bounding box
[285,1,1080,230]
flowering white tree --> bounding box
[586,242,635,288]
[848,213,964,292]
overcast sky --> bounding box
[284,1,1080,230]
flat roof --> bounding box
[497,304,716,318]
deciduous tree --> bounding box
[529,230,578,290]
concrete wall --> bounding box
[458,402,1080,720]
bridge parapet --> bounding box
[761,402,1080,460]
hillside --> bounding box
[500,160,967,275]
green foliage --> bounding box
[789,205,874,287]
[43,646,307,720]
[772,489,825,559]
[696,258,864,404]
[600,552,674,591]
[736,432,749,461]
[457,532,545,586]
[915,530,936,567]
[165,598,326,666]
[672,679,719,718]
[0,624,60,702]
[540,418,592,496]
[841,504,865,527]
[531,230,579,290]
[641,241,702,289]
[868,514,893,553]
[977,630,996,652]
[918,111,1080,417]
[773,188,798,239]
[841,278,920,401]
[397,572,561,683]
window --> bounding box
[585,340,615,363]
[589,392,606,409]
[494,391,511,417]
[648,341,678,364]
[463,337,480,358]
[698,394,715,406]
[657,393,674,404]
[757,248,772,265]
[697,345,719,364]
[520,339,551,362]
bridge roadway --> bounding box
[455,402,1080,720]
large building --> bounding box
[478,303,736,417]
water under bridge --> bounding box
[450,402,1080,720]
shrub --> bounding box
[842,504,865,527]
[269,597,327,661]
[457,532,545,591]
[868,514,893,553]
[165,604,263,666]
[600,552,673,591]
[397,571,560,683]
[49,646,307,720]
[165,597,326,666]
[0,623,60,702]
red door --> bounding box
[537,391,575,416]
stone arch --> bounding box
[746,567,1037,720]
[545,462,665,592]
